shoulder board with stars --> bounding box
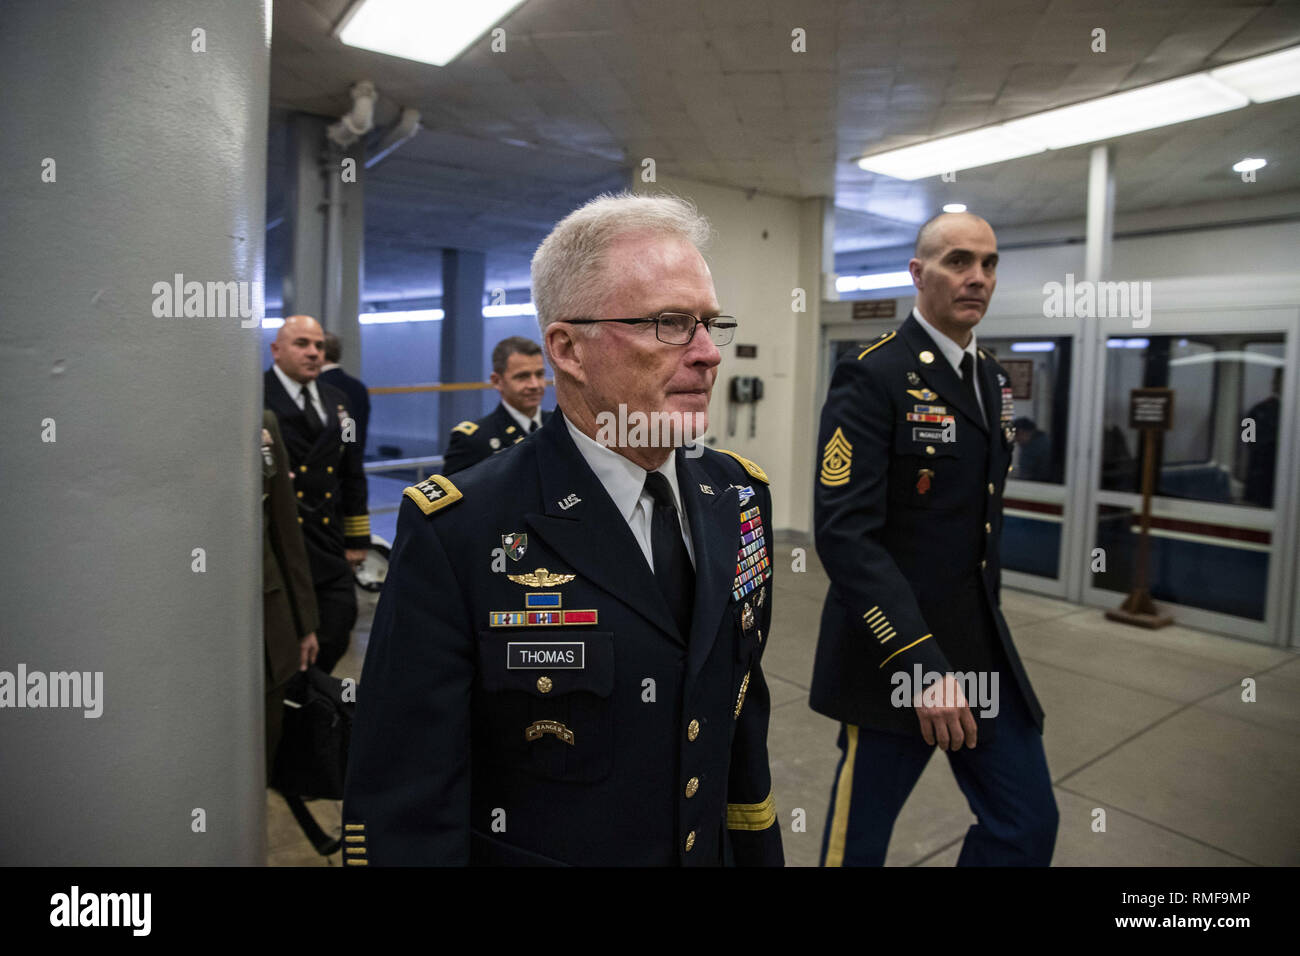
[716,449,769,485]
[452,421,479,436]
[403,474,463,516]
[857,330,896,360]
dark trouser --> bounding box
[313,586,357,674]
[820,681,1057,866]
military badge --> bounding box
[260,428,274,470]
[502,532,528,561]
[820,426,852,487]
[490,437,501,450]
[916,468,934,495]
[741,601,755,632]
[735,484,755,505]
[507,567,574,587]
[906,388,939,402]
[919,350,935,364]
[732,504,770,601]
[906,371,922,386]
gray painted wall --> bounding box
[0,0,270,864]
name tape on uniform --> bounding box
[507,642,585,669]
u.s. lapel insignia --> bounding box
[906,388,939,402]
[502,532,528,561]
[919,350,935,365]
[505,425,517,434]
[557,493,581,511]
[699,483,714,495]
[906,371,921,386]
[507,567,575,588]
[820,426,852,487]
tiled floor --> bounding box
[268,532,1299,867]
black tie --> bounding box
[644,471,695,639]
[300,386,324,435]
[960,352,982,420]
[529,419,538,433]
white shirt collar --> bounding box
[272,362,317,405]
[913,307,978,375]
[562,411,683,522]
[501,400,542,434]
[319,362,340,373]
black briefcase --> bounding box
[270,666,354,800]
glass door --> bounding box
[1080,310,1297,643]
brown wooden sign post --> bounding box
[1106,387,1175,629]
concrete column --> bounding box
[440,249,487,437]
[335,142,366,370]
[0,0,269,864]
[1084,145,1115,282]
[284,113,327,320]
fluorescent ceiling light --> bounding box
[360,309,444,324]
[857,126,1045,180]
[856,45,1298,180]
[337,0,525,67]
[836,270,913,293]
[1233,157,1267,172]
[1010,342,1056,352]
[483,302,538,317]
[1001,74,1247,150]
[942,203,967,213]
[1211,45,1300,103]
[1106,338,1149,349]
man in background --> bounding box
[319,332,371,460]
[264,315,370,674]
[442,336,551,475]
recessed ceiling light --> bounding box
[336,0,527,67]
[1232,157,1267,173]
[943,203,967,213]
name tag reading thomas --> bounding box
[508,642,585,669]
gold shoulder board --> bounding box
[403,474,463,515]
[716,449,769,485]
[857,330,896,360]
[452,421,479,436]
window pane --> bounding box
[979,337,1072,485]
[1100,334,1285,507]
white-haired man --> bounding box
[344,192,784,866]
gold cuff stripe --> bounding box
[344,824,365,831]
[726,791,777,831]
[857,330,896,360]
[344,835,366,843]
[824,725,858,867]
[878,634,932,668]
[343,515,370,532]
[345,858,369,866]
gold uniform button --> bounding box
[296,490,303,499]
[980,559,987,569]
[322,516,330,525]
[925,445,936,456]
[537,676,552,694]
[299,466,307,473]
[685,777,699,798]
[687,719,700,742]
[325,491,332,499]
[685,831,696,852]
[985,522,991,533]
[297,517,303,524]
[327,466,334,474]
[988,482,995,494]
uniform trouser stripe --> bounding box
[823,724,858,867]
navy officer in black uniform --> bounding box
[344,192,783,866]
[442,336,552,475]
[264,314,370,674]
[811,211,1057,866]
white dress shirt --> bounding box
[563,412,695,572]
[502,400,543,434]
[273,362,327,423]
[914,307,986,421]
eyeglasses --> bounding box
[560,312,738,347]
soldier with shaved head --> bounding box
[810,211,1058,866]
[265,314,370,673]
